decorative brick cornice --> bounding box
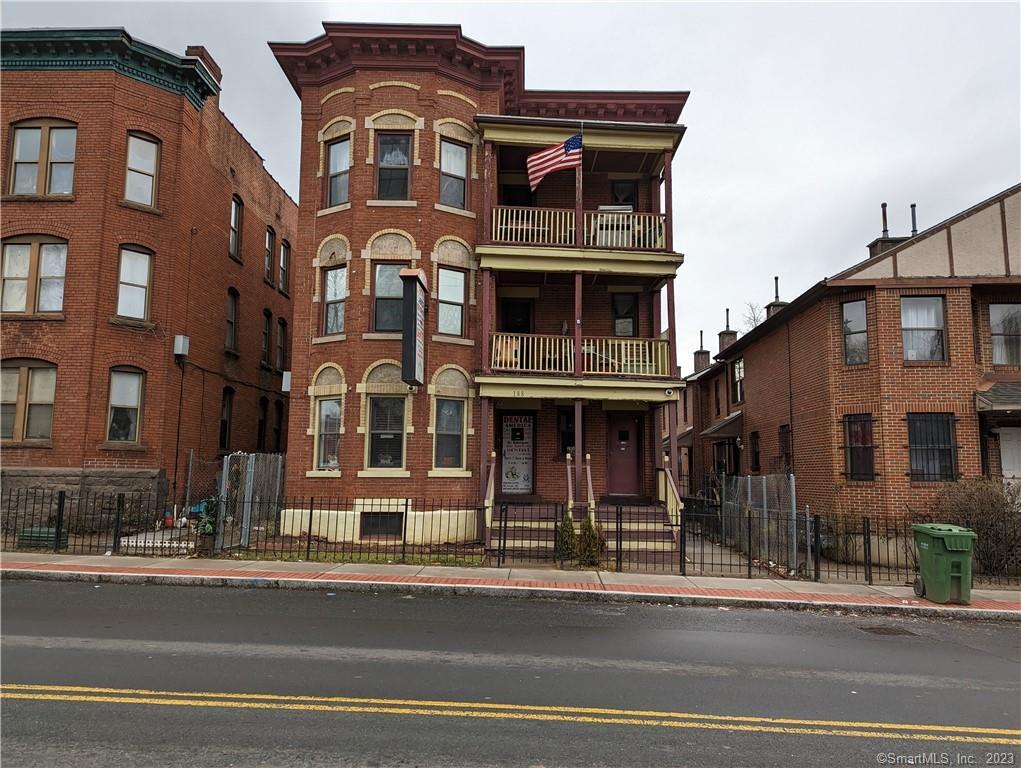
[2,28,220,110]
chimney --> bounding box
[765,275,788,319]
[718,309,738,353]
[185,45,222,83]
[693,330,711,373]
[867,201,910,258]
[910,203,918,236]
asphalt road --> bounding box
[1,580,1018,767]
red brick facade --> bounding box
[0,30,296,501]
[687,186,1021,519]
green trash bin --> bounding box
[911,523,977,605]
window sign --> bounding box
[501,414,534,494]
[401,268,428,386]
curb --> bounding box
[4,567,1018,621]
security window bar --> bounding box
[264,228,275,282]
[377,134,411,200]
[439,139,467,209]
[324,266,347,335]
[843,414,875,481]
[907,413,956,482]
[434,398,465,469]
[317,397,341,470]
[731,358,745,403]
[125,134,159,207]
[229,196,243,260]
[10,123,77,196]
[107,369,142,443]
[374,263,405,332]
[116,247,151,320]
[369,396,405,469]
[279,241,290,293]
[842,300,868,365]
[437,267,465,336]
[327,138,350,207]
[611,294,638,337]
[1,363,56,441]
[991,303,1021,365]
[2,239,66,314]
[901,296,946,362]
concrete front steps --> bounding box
[489,503,677,553]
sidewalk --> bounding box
[2,551,1018,620]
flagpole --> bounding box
[575,121,584,248]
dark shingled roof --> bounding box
[976,382,1021,411]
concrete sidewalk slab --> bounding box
[599,572,697,589]
[418,566,510,580]
[509,567,601,584]
[331,563,426,576]
[770,580,887,596]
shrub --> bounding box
[554,507,577,565]
[577,514,607,567]
[929,478,1021,577]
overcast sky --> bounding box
[5,1,1019,370]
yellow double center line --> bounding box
[2,684,1019,746]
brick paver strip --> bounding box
[3,559,1017,613]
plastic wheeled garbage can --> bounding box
[911,523,977,605]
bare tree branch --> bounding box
[742,301,765,332]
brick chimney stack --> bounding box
[765,276,788,318]
[185,45,222,83]
[693,330,711,373]
[866,201,910,258]
[718,309,738,353]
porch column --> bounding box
[482,140,493,244]
[668,400,680,487]
[663,149,674,251]
[666,277,679,378]
[573,271,583,377]
[479,396,490,503]
[574,164,584,247]
[652,287,663,472]
[574,398,584,510]
[482,268,493,374]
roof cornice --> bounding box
[1,27,220,110]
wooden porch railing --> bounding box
[491,332,575,375]
[582,337,671,377]
[584,210,666,250]
[491,206,575,246]
[490,333,671,377]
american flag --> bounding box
[526,133,582,191]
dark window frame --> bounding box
[901,296,947,362]
[368,395,406,469]
[611,293,639,338]
[436,266,466,337]
[326,136,351,208]
[323,265,347,336]
[229,195,244,261]
[278,240,290,294]
[843,414,875,481]
[731,358,745,404]
[842,299,869,366]
[261,309,272,366]
[218,387,234,453]
[276,318,287,371]
[558,407,576,457]
[749,431,761,473]
[372,261,407,332]
[376,132,412,201]
[439,138,469,209]
[225,288,239,352]
[433,397,466,469]
[610,180,638,209]
[264,227,276,283]
[990,303,1021,366]
[106,366,145,444]
[907,413,957,482]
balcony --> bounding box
[491,206,667,252]
[490,332,672,378]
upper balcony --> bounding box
[475,115,685,276]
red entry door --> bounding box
[607,413,640,496]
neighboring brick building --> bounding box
[272,22,687,527]
[683,185,1021,519]
[1,29,296,502]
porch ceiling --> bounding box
[477,244,683,276]
[476,375,683,403]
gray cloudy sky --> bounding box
[6,1,1019,370]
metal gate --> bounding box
[217,452,285,549]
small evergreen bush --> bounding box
[554,507,577,566]
[577,514,606,567]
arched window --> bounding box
[278,240,291,293]
[1,358,56,442]
[264,226,276,282]
[107,367,144,443]
[310,365,344,472]
[219,387,234,452]
[229,196,244,260]
[9,118,77,196]
[428,367,474,476]
[357,361,411,476]
[116,245,152,320]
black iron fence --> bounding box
[2,488,1018,586]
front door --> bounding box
[607,412,640,496]
[1001,428,1021,482]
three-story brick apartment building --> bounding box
[682,184,1021,519]
[272,23,687,536]
[1,29,296,502]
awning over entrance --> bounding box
[677,426,694,447]
[976,382,1021,412]
[700,410,742,439]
